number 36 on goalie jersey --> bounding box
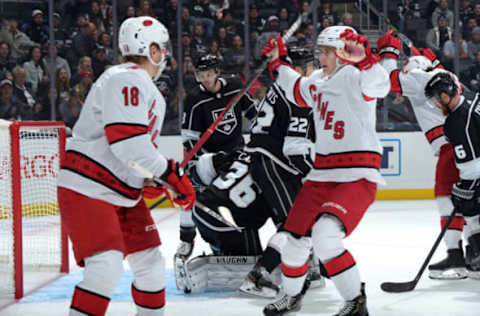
[211,157,259,208]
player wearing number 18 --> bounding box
[57,17,195,316]
[262,26,390,316]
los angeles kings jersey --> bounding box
[381,58,450,155]
[57,62,168,207]
[246,83,314,176]
[443,90,480,181]
[196,154,270,229]
[275,63,390,184]
[181,77,257,158]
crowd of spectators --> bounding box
[0,0,360,133]
[393,0,480,92]
[2,0,480,134]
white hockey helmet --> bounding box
[403,56,432,73]
[316,26,356,50]
[119,16,170,79]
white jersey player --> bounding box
[261,26,389,316]
[57,17,195,316]
[377,30,469,279]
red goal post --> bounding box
[0,120,68,305]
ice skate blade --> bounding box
[466,269,480,280]
[428,267,467,280]
[239,281,279,298]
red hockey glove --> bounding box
[143,185,167,199]
[417,48,443,69]
[337,30,379,71]
[161,160,196,210]
[377,29,401,60]
[261,35,290,79]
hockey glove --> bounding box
[376,29,401,60]
[289,154,313,177]
[451,181,478,216]
[142,185,167,199]
[161,159,196,210]
[175,241,194,261]
[336,29,380,71]
[261,35,290,79]
[417,48,443,69]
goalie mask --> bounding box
[424,72,458,114]
[119,17,171,80]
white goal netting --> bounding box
[0,120,67,304]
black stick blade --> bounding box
[380,281,416,293]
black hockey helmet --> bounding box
[424,72,458,104]
[288,47,314,66]
[194,54,220,72]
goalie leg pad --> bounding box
[174,255,259,293]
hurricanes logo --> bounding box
[211,108,237,135]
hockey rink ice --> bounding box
[2,200,480,316]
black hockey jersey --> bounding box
[444,89,480,181]
[196,155,270,229]
[246,83,314,175]
[181,77,257,158]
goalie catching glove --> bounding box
[336,29,379,71]
[161,159,196,210]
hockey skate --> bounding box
[333,283,369,316]
[306,258,326,290]
[263,292,303,316]
[239,263,280,298]
[428,248,467,280]
[465,238,480,279]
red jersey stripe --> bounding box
[71,286,110,316]
[105,123,148,145]
[293,77,310,108]
[425,125,444,144]
[62,151,142,199]
[281,261,308,278]
[132,284,165,309]
[390,69,402,94]
[441,216,466,231]
[314,151,382,169]
[362,94,375,102]
[324,250,356,277]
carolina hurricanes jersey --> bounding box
[381,58,449,155]
[57,62,168,207]
[275,63,390,184]
[246,83,314,175]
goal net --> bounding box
[0,120,68,306]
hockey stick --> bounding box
[148,196,167,210]
[179,0,319,169]
[380,207,458,293]
[396,32,420,56]
[128,160,243,232]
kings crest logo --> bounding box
[211,107,237,135]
